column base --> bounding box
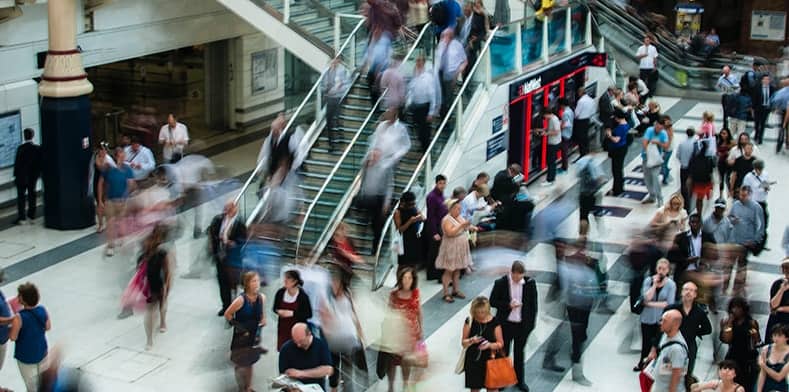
[41,95,95,230]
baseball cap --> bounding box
[713,198,727,208]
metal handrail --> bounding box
[294,22,433,261]
[294,89,388,258]
[232,18,367,206]
[370,26,501,272]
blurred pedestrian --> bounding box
[92,146,116,233]
[98,147,136,257]
[490,260,536,391]
[720,296,760,390]
[741,159,771,231]
[364,27,393,105]
[703,198,733,245]
[321,268,366,392]
[576,155,605,236]
[677,127,698,212]
[688,137,715,215]
[716,128,735,198]
[764,259,789,344]
[158,113,189,163]
[636,258,676,371]
[574,87,596,157]
[729,90,753,137]
[538,108,562,186]
[558,98,574,172]
[13,128,41,225]
[358,109,411,253]
[225,271,267,392]
[208,201,248,316]
[406,0,429,31]
[384,267,423,391]
[436,199,475,303]
[323,57,350,152]
[394,191,425,270]
[661,117,676,185]
[140,225,173,350]
[273,270,313,351]
[460,296,504,392]
[8,282,50,392]
[407,53,439,152]
[730,186,764,294]
[435,28,467,117]
[330,222,365,282]
[256,113,306,189]
[380,51,406,114]
[0,270,10,375]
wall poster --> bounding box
[0,111,22,169]
[750,11,786,41]
[251,48,278,95]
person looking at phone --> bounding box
[765,259,789,344]
[741,159,772,231]
[730,185,764,294]
[537,108,563,187]
[636,258,676,371]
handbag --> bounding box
[484,350,518,389]
[403,340,429,368]
[392,232,405,256]
[645,143,663,168]
[455,346,468,374]
[632,295,646,314]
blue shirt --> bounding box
[0,290,10,344]
[103,164,134,200]
[434,0,462,34]
[278,336,333,390]
[641,126,668,158]
[610,123,629,149]
[733,94,752,120]
[14,306,48,364]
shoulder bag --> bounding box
[455,317,471,374]
[645,143,663,168]
[485,349,518,389]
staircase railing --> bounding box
[294,22,433,263]
[368,26,500,290]
[235,17,367,221]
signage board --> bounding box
[486,132,507,161]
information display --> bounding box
[0,111,22,169]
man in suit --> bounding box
[13,128,42,225]
[598,85,616,130]
[208,200,247,316]
[754,74,775,145]
[668,213,715,286]
[490,260,537,391]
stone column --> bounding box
[39,0,95,229]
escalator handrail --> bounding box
[233,18,367,207]
[295,22,433,262]
[370,25,501,269]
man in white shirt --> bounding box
[158,113,189,163]
[716,65,740,129]
[436,28,468,117]
[741,159,771,231]
[635,35,659,98]
[460,183,493,222]
[124,136,156,182]
[559,98,574,172]
[573,87,596,157]
[408,53,439,152]
[539,108,562,186]
[256,112,306,188]
[323,57,349,151]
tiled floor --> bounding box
[1,96,788,391]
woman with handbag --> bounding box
[460,296,509,392]
[322,267,367,392]
[720,296,761,391]
[381,266,424,392]
[224,271,267,392]
[394,192,425,270]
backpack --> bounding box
[689,141,714,183]
[429,1,448,26]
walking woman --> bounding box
[461,296,504,392]
[384,267,423,391]
[721,296,761,391]
[273,270,312,351]
[635,258,676,371]
[9,282,51,392]
[436,199,475,303]
[322,268,366,392]
[92,146,115,233]
[605,110,630,196]
[756,324,789,392]
[141,224,173,350]
[394,191,425,270]
[225,271,267,392]
[716,128,736,198]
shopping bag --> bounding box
[484,351,518,389]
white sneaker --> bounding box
[541,181,554,187]
[105,247,114,257]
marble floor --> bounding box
[0,96,787,391]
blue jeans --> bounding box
[643,159,663,205]
[661,150,673,183]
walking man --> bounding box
[753,75,774,145]
[407,53,439,152]
[490,260,537,392]
[13,128,42,225]
[208,201,247,316]
[323,57,349,151]
[716,65,740,130]
[642,115,671,207]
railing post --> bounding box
[598,36,605,53]
[334,14,341,54]
[284,0,290,24]
[515,22,523,72]
[316,88,323,121]
[455,98,463,141]
[350,34,357,70]
[485,46,492,86]
[541,16,549,62]
[610,59,617,82]
[585,7,593,46]
[565,8,572,53]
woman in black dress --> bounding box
[394,191,425,269]
[225,271,267,392]
[721,296,761,391]
[142,224,172,350]
[766,259,789,344]
[461,296,504,392]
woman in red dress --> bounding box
[385,267,423,391]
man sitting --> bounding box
[279,323,333,390]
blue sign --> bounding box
[492,115,503,134]
[0,111,22,169]
[486,132,507,161]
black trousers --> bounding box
[502,320,531,384]
[640,322,660,364]
[687,341,699,376]
[567,306,591,363]
[639,68,657,98]
[721,94,732,130]
[425,237,443,281]
[363,195,387,255]
[754,106,770,144]
[329,351,354,389]
[327,97,342,149]
[560,137,571,170]
[572,119,590,157]
[410,103,431,151]
[609,147,626,195]
[216,261,233,311]
[16,180,36,220]
[579,193,596,224]
[546,143,560,182]
[680,167,690,212]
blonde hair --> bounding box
[702,111,714,122]
[657,258,670,268]
[667,192,684,212]
[470,296,491,319]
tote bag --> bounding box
[645,143,663,168]
[485,351,518,389]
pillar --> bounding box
[38,0,95,230]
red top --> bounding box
[332,237,356,271]
[388,288,422,349]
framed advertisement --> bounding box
[0,111,22,169]
[750,11,786,41]
[251,48,278,95]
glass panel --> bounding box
[521,21,543,67]
[490,28,517,80]
[548,9,567,56]
[571,5,587,47]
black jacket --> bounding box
[663,302,712,351]
[490,275,538,333]
[754,85,775,110]
[668,230,715,281]
[491,169,518,204]
[13,142,42,185]
[207,213,247,263]
[272,287,313,323]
